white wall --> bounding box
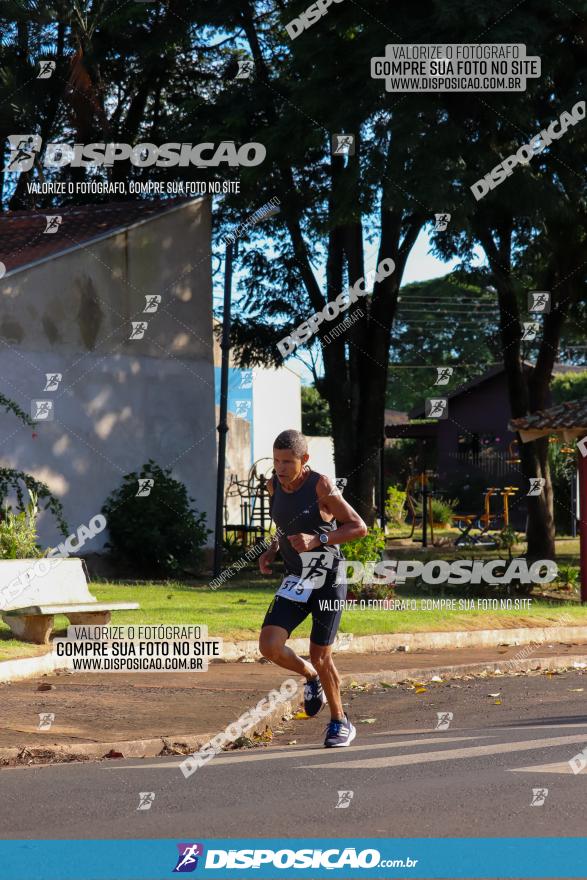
[306,435,336,478]
[251,367,301,465]
[0,199,217,550]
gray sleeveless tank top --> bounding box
[269,470,342,576]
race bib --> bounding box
[275,574,313,604]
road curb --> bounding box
[2,654,587,766]
[0,651,65,684]
[0,697,298,767]
[220,624,587,661]
[339,652,587,686]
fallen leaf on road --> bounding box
[252,728,273,742]
[379,681,396,689]
[359,718,376,724]
[494,700,502,705]
[37,683,55,691]
[415,687,427,694]
[488,693,501,698]
[294,711,309,719]
[229,736,255,750]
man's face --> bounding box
[273,447,308,486]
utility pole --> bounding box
[213,241,235,578]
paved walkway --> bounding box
[2,642,587,750]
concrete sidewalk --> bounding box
[2,641,587,765]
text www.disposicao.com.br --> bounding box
[71,657,203,671]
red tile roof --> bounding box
[0,198,194,275]
[510,398,587,431]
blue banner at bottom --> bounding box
[1,838,587,879]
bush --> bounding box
[385,485,407,528]
[0,490,43,559]
[555,564,579,591]
[102,460,211,576]
[345,525,386,568]
[0,468,68,537]
[358,582,395,601]
[415,496,458,525]
[344,525,394,599]
[495,525,519,560]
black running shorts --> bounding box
[261,569,348,646]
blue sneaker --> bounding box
[304,675,326,717]
[324,713,356,748]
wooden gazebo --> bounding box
[509,399,587,603]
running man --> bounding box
[258,429,368,747]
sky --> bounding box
[402,228,464,284]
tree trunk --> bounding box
[239,4,424,526]
[519,437,555,561]
[474,218,567,561]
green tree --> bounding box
[552,372,587,404]
[426,3,586,560]
[0,394,68,535]
[387,274,499,412]
[301,385,331,436]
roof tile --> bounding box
[0,198,192,275]
[510,398,587,430]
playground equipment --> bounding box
[499,486,519,527]
[223,457,274,546]
[451,487,500,546]
[399,473,522,547]
[452,484,522,546]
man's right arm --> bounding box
[259,475,278,573]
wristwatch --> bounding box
[319,533,329,545]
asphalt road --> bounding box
[2,669,587,844]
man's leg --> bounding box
[309,642,344,720]
[259,625,317,681]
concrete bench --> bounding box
[0,558,139,644]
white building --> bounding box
[0,198,217,551]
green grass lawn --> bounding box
[2,567,586,662]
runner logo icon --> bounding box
[4,135,42,172]
[173,843,204,872]
[299,550,336,589]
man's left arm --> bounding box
[288,476,368,552]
